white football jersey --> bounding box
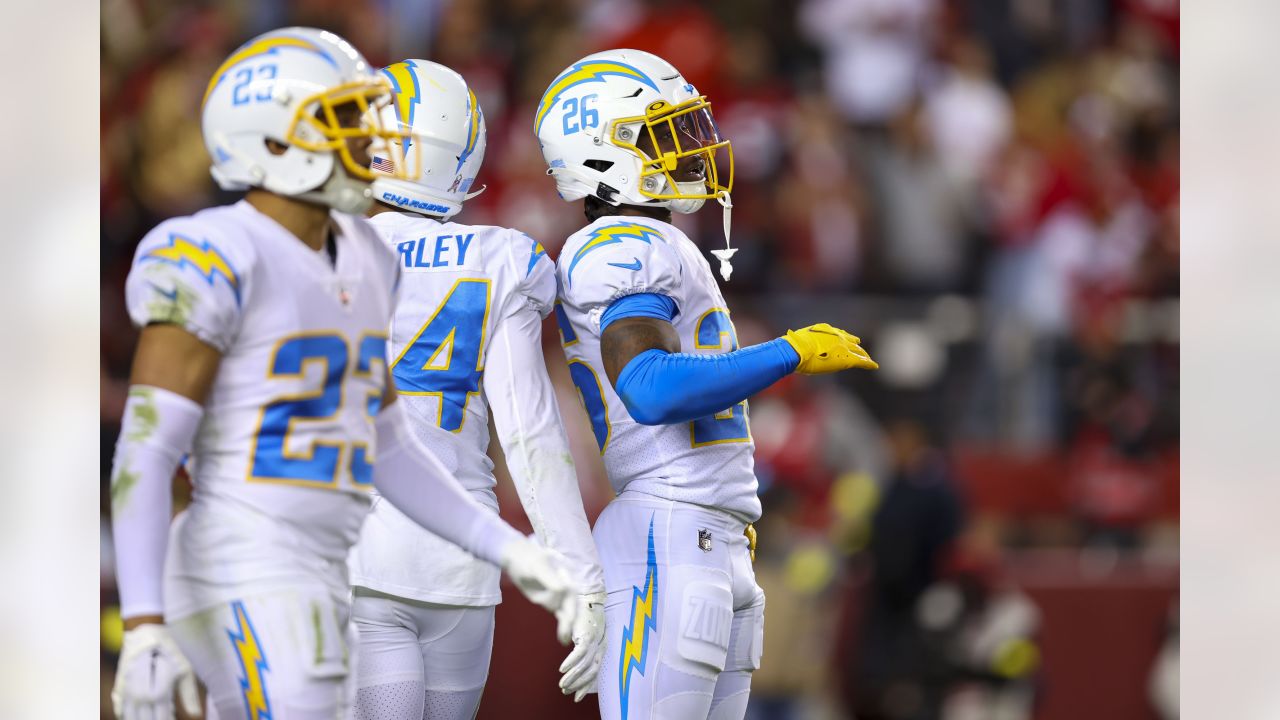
[124,200,399,619]
[349,211,603,605]
[555,216,762,522]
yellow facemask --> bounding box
[284,80,421,183]
[610,96,734,202]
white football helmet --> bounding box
[369,59,487,219]
[535,49,733,214]
[202,27,413,214]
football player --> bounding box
[535,49,879,720]
[109,28,579,720]
[346,59,606,718]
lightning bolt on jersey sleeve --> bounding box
[125,219,252,351]
[485,253,605,593]
[557,219,685,330]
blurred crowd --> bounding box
[101,1,1179,718]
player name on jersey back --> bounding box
[554,216,762,522]
[394,232,476,269]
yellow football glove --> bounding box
[782,323,879,375]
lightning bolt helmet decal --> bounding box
[535,61,658,135]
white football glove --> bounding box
[500,537,579,644]
[112,623,201,720]
[558,591,606,702]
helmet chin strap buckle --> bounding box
[710,191,735,281]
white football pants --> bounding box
[350,587,495,720]
[594,492,765,720]
[169,584,357,720]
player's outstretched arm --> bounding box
[600,299,877,426]
[110,324,218,720]
[373,379,580,643]
[485,300,607,701]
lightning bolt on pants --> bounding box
[593,493,765,720]
[168,585,357,720]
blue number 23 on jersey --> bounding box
[250,331,385,487]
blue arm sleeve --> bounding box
[614,341,801,426]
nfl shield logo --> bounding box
[698,529,713,553]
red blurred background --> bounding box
[101,0,1179,718]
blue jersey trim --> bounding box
[601,293,678,331]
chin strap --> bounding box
[710,191,737,281]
